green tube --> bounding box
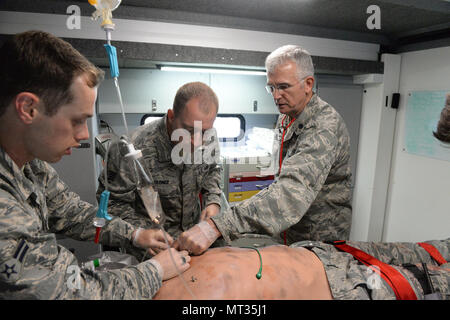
[240,246,263,280]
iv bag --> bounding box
[124,143,166,226]
[138,184,165,226]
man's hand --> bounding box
[200,203,220,221]
[173,219,221,255]
[151,248,191,280]
[132,228,174,256]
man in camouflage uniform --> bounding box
[97,82,222,241]
[155,238,449,300]
[0,31,190,299]
[292,238,449,300]
[176,45,352,254]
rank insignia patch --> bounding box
[0,239,28,282]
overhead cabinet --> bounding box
[98,69,276,114]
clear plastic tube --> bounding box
[102,136,127,192]
[113,77,129,137]
[103,136,112,192]
[159,225,197,300]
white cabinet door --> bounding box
[210,73,276,114]
[98,69,209,113]
[98,68,277,114]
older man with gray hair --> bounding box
[176,44,353,254]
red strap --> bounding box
[199,193,203,210]
[333,241,417,300]
[417,242,447,265]
[279,116,296,246]
[278,115,296,174]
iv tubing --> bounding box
[160,225,197,299]
[102,136,127,192]
[113,77,129,137]
[105,28,112,46]
[103,137,111,191]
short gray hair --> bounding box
[265,45,314,80]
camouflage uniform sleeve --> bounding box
[348,239,450,266]
[43,161,137,249]
[97,140,152,229]
[0,191,161,299]
[212,126,338,243]
[201,164,222,208]
[200,129,223,207]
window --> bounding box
[214,114,245,142]
[140,113,245,142]
[141,113,165,125]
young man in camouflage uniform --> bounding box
[97,82,222,245]
[176,45,352,254]
[0,31,190,299]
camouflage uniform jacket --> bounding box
[97,116,222,238]
[0,147,161,299]
[213,94,352,243]
[292,238,450,300]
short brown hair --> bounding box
[433,94,450,143]
[0,30,104,117]
[173,82,219,117]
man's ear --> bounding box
[166,109,175,136]
[15,92,41,124]
[167,109,175,127]
[167,109,174,121]
[305,76,315,94]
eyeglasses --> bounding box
[265,80,303,95]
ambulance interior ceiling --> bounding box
[1,0,450,68]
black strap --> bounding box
[402,263,433,295]
[402,263,432,295]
